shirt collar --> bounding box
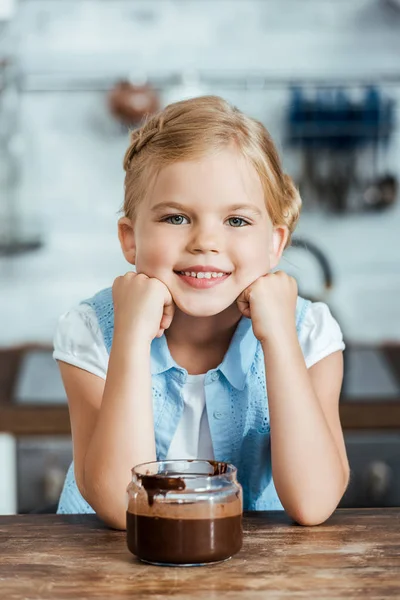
[150,316,258,391]
[150,333,178,376]
[218,316,258,390]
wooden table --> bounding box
[1,509,399,599]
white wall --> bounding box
[1,0,400,344]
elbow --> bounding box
[290,464,351,527]
[77,476,127,531]
[290,505,334,527]
[88,495,127,530]
[288,495,339,526]
[287,480,350,527]
[87,495,127,531]
[97,510,127,531]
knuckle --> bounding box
[150,277,164,290]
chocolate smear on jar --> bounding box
[140,474,186,506]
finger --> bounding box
[164,299,175,317]
[164,287,175,309]
[236,289,249,308]
[237,305,251,318]
[161,298,175,330]
[236,297,249,312]
[236,298,250,317]
[160,312,173,330]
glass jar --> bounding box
[126,459,243,566]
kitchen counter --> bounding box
[2,345,400,434]
[0,509,399,599]
[2,400,400,435]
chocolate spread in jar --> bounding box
[126,460,243,565]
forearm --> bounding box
[83,334,156,528]
[263,325,348,526]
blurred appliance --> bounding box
[13,349,70,512]
[14,349,67,405]
[341,344,400,509]
[17,437,72,514]
[0,346,70,513]
[340,432,400,508]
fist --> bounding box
[112,272,175,344]
[236,271,298,343]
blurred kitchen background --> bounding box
[1,0,400,514]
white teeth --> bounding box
[179,271,228,279]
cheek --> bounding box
[235,233,270,271]
[135,231,177,273]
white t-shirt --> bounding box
[53,302,344,460]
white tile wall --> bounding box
[1,0,400,345]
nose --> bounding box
[187,223,220,254]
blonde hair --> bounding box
[122,95,301,247]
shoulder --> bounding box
[297,299,345,368]
[52,303,108,379]
[54,303,101,342]
[295,296,312,331]
[82,287,114,353]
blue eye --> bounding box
[163,215,189,225]
[227,217,249,227]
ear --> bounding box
[118,217,136,265]
[269,225,289,270]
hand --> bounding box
[236,271,298,344]
[112,272,175,344]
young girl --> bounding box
[53,95,349,530]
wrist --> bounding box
[113,327,153,353]
[259,320,297,349]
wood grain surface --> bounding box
[0,509,399,599]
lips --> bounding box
[176,270,228,279]
[174,269,231,289]
[173,265,231,280]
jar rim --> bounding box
[131,459,237,481]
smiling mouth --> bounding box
[175,270,231,280]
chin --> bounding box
[172,295,234,318]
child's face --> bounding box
[119,146,288,317]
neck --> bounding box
[165,304,242,350]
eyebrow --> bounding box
[151,201,263,216]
